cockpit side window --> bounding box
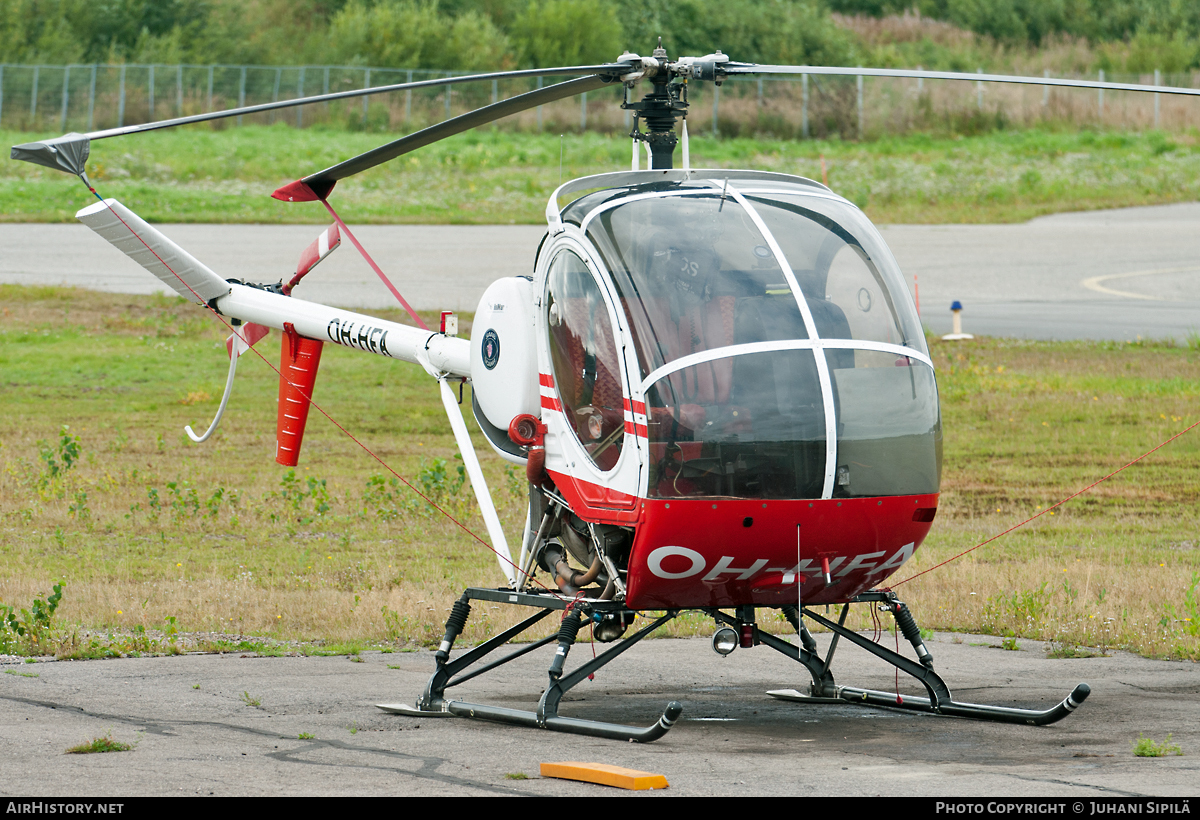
[545,249,625,471]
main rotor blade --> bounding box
[10,64,629,176]
[288,74,611,200]
[91,64,626,141]
[723,64,1200,97]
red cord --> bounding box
[320,198,428,330]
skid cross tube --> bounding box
[801,602,1090,725]
[539,610,679,723]
[706,608,833,690]
[419,604,554,710]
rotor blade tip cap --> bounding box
[272,179,321,203]
[11,133,91,176]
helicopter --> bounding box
[13,44,1199,743]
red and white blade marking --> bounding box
[296,224,341,277]
[226,322,270,359]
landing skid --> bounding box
[380,588,1088,742]
[379,587,682,743]
[780,594,1090,726]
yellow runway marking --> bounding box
[1080,266,1200,301]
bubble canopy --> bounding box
[553,173,941,502]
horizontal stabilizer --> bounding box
[75,199,230,305]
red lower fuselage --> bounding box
[623,495,938,609]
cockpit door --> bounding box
[539,235,641,516]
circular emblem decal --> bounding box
[481,328,500,370]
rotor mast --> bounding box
[622,41,692,170]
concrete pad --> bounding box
[2,633,1197,796]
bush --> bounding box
[509,1,625,68]
[326,0,512,70]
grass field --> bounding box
[1,285,1198,660]
[5,126,1200,225]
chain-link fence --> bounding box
[1,63,1196,138]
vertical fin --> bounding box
[276,322,324,467]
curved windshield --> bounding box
[832,359,942,497]
[646,349,826,499]
[587,193,810,381]
[576,181,939,500]
[746,192,926,354]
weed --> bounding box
[240,691,261,707]
[1047,641,1104,659]
[503,465,525,499]
[108,430,129,454]
[1132,734,1183,757]
[192,684,200,689]
[505,773,530,780]
[37,425,81,488]
[4,670,39,678]
[65,734,133,754]
[386,664,402,670]
[416,456,467,511]
[163,616,179,645]
[276,469,333,523]
[68,490,90,521]
[298,732,315,740]
[362,474,415,521]
[1162,572,1200,637]
[348,724,358,735]
[380,605,414,641]
[1,582,65,655]
[982,583,1051,635]
[1001,636,1020,651]
[145,486,162,522]
[205,486,238,523]
[56,638,121,661]
[166,480,201,520]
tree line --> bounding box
[2,0,1196,74]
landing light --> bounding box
[711,626,739,657]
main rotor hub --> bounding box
[621,45,691,170]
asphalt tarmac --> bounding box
[2,632,1197,797]
[2,202,1199,341]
